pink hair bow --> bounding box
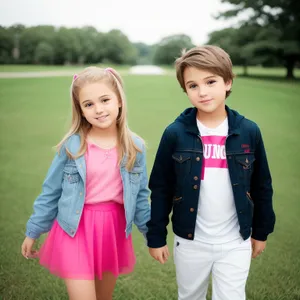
[105,67,115,74]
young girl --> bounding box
[21,67,151,300]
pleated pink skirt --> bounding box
[39,202,136,280]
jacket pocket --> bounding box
[235,154,255,188]
[173,196,183,203]
[172,152,192,178]
[246,191,254,219]
[129,166,143,195]
[236,154,255,170]
[63,163,80,184]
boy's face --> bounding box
[183,67,232,114]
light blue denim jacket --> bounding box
[26,134,151,240]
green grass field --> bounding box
[0,72,300,299]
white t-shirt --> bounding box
[194,117,240,243]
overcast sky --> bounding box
[0,0,239,45]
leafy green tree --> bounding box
[34,42,54,64]
[218,0,300,78]
[153,34,195,65]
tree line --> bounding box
[1,0,299,78]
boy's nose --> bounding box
[198,86,208,97]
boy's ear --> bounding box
[225,80,232,91]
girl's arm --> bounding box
[134,144,151,237]
[25,145,68,239]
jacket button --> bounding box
[193,185,198,190]
[80,192,83,196]
[70,230,74,235]
[196,157,200,161]
[190,208,195,212]
[188,233,193,238]
[194,176,198,181]
[76,210,80,214]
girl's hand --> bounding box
[21,237,39,259]
[149,245,169,264]
[251,238,266,258]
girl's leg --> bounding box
[64,279,97,300]
[95,272,117,300]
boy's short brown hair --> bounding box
[175,45,235,98]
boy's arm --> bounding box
[26,146,68,239]
[146,127,176,248]
[250,126,275,241]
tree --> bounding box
[218,0,300,78]
[34,42,54,64]
[52,27,80,64]
[0,26,14,64]
[208,24,281,76]
[153,34,195,65]
[19,26,56,64]
[76,26,100,64]
[101,30,137,65]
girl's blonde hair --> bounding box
[56,66,142,170]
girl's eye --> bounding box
[207,80,216,85]
[189,84,197,89]
[85,103,93,107]
[102,99,109,103]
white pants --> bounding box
[173,236,252,300]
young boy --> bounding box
[146,45,275,300]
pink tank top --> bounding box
[84,141,124,204]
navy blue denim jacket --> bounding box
[146,106,275,248]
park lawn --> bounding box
[0,74,299,299]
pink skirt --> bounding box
[39,202,136,280]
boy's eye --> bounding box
[207,80,216,85]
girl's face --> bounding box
[78,82,121,130]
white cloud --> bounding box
[0,0,237,44]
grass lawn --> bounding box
[0,74,299,299]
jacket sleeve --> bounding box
[25,146,68,239]
[250,126,275,241]
[146,127,176,248]
[134,143,151,238]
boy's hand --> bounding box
[21,237,39,259]
[149,246,169,264]
[251,238,266,258]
